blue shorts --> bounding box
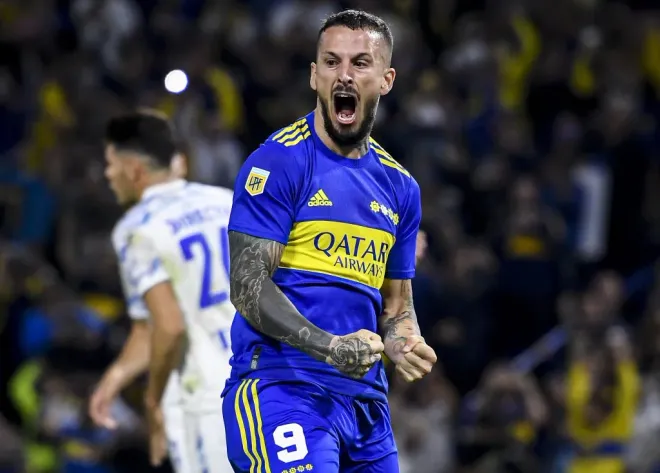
[222,378,398,473]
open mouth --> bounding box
[333,92,357,125]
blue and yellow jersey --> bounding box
[226,111,421,400]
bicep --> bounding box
[228,231,284,277]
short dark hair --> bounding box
[105,110,178,169]
[318,10,393,57]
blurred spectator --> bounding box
[457,364,547,473]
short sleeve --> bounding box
[385,178,421,280]
[228,143,300,244]
[116,229,170,319]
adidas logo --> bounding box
[308,189,333,207]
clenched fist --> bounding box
[326,329,385,379]
[389,335,437,382]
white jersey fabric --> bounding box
[112,179,235,473]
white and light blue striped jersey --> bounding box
[111,179,235,411]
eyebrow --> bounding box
[321,51,374,61]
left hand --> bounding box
[145,399,167,467]
[393,335,437,382]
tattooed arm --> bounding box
[379,278,436,382]
[229,231,384,378]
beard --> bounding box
[318,92,379,149]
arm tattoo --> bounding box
[229,231,380,378]
[381,280,421,353]
[228,231,334,361]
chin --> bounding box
[332,116,361,134]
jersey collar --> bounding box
[141,179,187,201]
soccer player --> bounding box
[223,10,437,473]
[88,111,234,472]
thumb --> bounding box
[403,337,421,353]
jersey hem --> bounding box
[225,366,388,402]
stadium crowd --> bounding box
[1,0,660,472]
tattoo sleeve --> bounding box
[380,279,422,356]
[228,231,334,361]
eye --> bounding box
[326,58,338,67]
[355,60,369,68]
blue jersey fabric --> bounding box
[226,111,421,401]
[223,378,398,473]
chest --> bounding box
[294,168,399,235]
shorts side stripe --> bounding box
[250,379,272,473]
[234,380,258,472]
[242,379,264,472]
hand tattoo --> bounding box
[229,231,334,361]
[327,334,378,379]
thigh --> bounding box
[342,451,399,473]
[342,399,398,473]
[223,379,340,473]
[162,403,195,473]
[193,410,233,473]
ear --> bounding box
[310,62,317,92]
[124,158,142,182]
[380,67,396,96]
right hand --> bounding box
[326,329,385,379]
[89,372,122,430]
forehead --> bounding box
[318,26,385,58]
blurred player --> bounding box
[88,111,234,472]
[224,10,437,472]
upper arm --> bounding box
[385,178,421,280]
[228,231,285,312]
[228,231,284,278]
[228,143,300,244]
[116,228,170,320]
[143,281,185,332]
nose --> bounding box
[337,62,354,86]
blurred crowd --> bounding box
[2,0,660,472]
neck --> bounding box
[137,171,178,200]
[313,107,369,159]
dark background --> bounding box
[1,0,660,472]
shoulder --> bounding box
[369,137,417,194]
[254,115,313,167]
[111,199,172,253]
[112,205,147,248]
[241,116,314,184]
[265,116,313,149]
[186,182,233,203]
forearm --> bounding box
[379,279,421,356]
[106,321,151,391]
[229,231,334,361]
[145,325,184,407]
